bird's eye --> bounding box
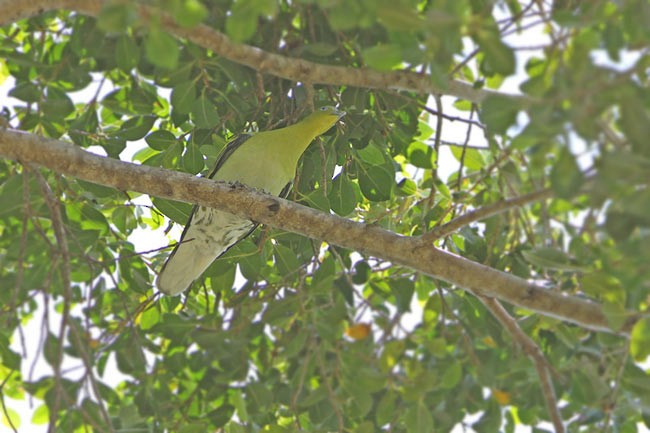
[320,106,328,111]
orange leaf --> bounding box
[492,389,511,405]
[482,336,497,348]
[345,323,371,340]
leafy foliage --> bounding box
[1,0,650,432]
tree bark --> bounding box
[0,128,636,335]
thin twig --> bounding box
[421,187,553,241]
[31,168,72,432]
[0,371,18,433]
[29,170,114,432]
[455,105,476,192]
[479,296,564,433]
[316,343,344,432]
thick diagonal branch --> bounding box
[0,129,639,335]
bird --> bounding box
[156,106,345,295]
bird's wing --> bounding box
[175,134,257,243]
[278,181,292,199]
[168,133,254,252]
[158,134,257,287]
[207,133,252,179]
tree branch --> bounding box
[422,187,554,241]
[0,128,640,336]
[0,0,520,104]
[480,296,564,433]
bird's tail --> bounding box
[156,235,217,296]
[156,207,254,295]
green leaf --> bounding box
[233,239,264,281]
[352,260,371,285]
[521,247,586,271]
[146,129,177,150]
[363,44,403,71]
[191,95,220,128]
[152,197,192,224]
[392,278,414,312]
[145,27,179,69]
[376,392,397,426]
[480,94,520,134]
[377,2,424,32]
[9,81,41,102]
[406,141,434,169]
[116,34,140,71]
[274,244,301,276]
[171,81,197,115]
[31,404,49,425]
[111,206,135,233]
[619,92,650,157]
[403,400,434,433]
[358,164,393,202]
[630,317,650,362]
[550,148,584,199]
[356,142,387,165]
[328,174,357,216]
[1,407,20,430]
[183,142,205,173]
[79,203,109,234]
[477,34,516,76]
[175,0,209,27]
[0,337,21,370]
[450,146,485,171]
[440,362,462,389]
[41,87,74,119]
[206,258,237,293]
[139,307,161,331]
[77,179,116,198]
[225,0,269,42]
[117,115,157,141]
[97,2,137,33]
[43,333,60,367]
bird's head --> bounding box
[302,106,346,136]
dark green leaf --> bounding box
[358,164,393,202]
[363,44,403,71]
[182,142,205,173]
[9,82,41,103]
[550,148,584,199]
[274,244,301,276]
[480,94,520,134]
[152,197,192,224]
[175,0,209,27]
[171,81,197,115]
[328,174,357,216]
[145,27,179,69]
[97,2,137,33]
[145,129,177,151]
[191,95,220,128]
[117,115,156,141]
[477,34,516,76]
[116,34,140,71]
[521,247,586,271]
[403,400,434,433]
